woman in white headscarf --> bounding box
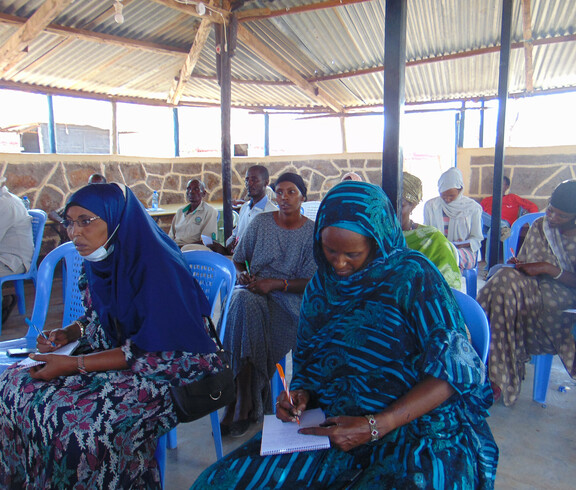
[423,167,483,270]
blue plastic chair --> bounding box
[451,288,490,364]
[502,212,545,262]
[0,241,83,373]
[461,267,478,298]
[158,250,236,467]
[0,209,47,334]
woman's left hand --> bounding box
[298,415,372,452]
[515,261,553,276]
[28,354,78,381]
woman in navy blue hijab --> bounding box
[0,183,221,488]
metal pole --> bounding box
[264,113,270,156]
[479,99,485,148]
[47,94,56,153]
[381,0,407,215]
[111,101,119,155]
[487,0,514,269]
[173,107,180,157]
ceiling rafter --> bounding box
[150,0,227,23]
[237,0,371,23]
[520,0,534,93]
[0,0,75,75]
[236,24,343,112]
[0,12,190,57]
[167,11,214,105]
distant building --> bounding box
[0,123,110,154]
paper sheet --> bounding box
[16,340,80,369]
[201,234,213,246]
[260,408,331,456]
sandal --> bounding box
[230,419,251,438]
[2,294,16,324]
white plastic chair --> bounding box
[301,201,322,221]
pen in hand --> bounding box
[26,317,56,347]
[245,260,251,276]
[276,362,300,425]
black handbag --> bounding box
[170,317,236,423]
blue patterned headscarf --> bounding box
[293,182,489,419]
[313,181,409,284]
[65,183,215,354]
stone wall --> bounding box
[457,146,576,210]
[0,152,383,253]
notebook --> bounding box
[260,407,331,456]
[15,340,80,369]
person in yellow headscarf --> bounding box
[402,172,462,290]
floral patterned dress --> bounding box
[477,218,576,406]
[0,273,222,488]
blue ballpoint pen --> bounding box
[25,317,56,347]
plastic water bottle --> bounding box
[22,196,30,210]
[151,190,159,211]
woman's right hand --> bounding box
[276,389,310,422]
[37,328,71,353]
[237,271,254,285]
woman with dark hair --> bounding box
[478,179,576,406]
[0,183,222,488]
[193,181,497,489]
[220,172,316,437]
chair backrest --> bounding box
[26,242,84,341]
[301,201,322,221]
[182,250,236,338]
[28,209,48,276]
[503,212,545,262]
[451,288,490,364]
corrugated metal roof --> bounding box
[0,0,575,112]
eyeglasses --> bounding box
[62,216,102,229]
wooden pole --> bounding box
[218,23,233,240]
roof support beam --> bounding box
[381,0,406,211]
[167,13,213,105]
[150,0,227,22]
[521,0,534,93]
[237,24,343,112]
[0,0,75,74]
[237,0,371,23]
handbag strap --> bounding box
[203,316,225,351]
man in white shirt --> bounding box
[210,165,277,255]
[168,179,219,247]
[0,177,33,277]
[0,176,34,323]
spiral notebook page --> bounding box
[16,340,80,369]
[260,408,331,456]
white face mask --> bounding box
[82,223,120,262]
[83,244,114,262]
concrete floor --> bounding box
[2,279,575,489]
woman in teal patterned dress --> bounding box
[0,183,222,488]
[192,181,498,489]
